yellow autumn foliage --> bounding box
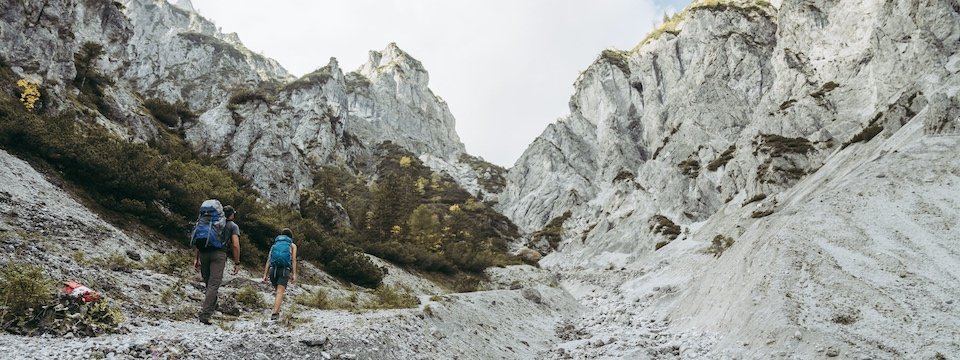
[16,79,40,111]
[399,156,412,167]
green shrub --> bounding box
[599,49,630,75]
[177,32,245,62]
[234,286,265,308]
[143,98,196,127]
[73,42,115,117]
[311,142,518,277]
[283,66,333,92]
[227,88,270,111]
[649,215,681,240]
[160,284,176,305]
[531,211,572,251]
[1,296,126,337]
[279,305,311,328]
[71,251,89,266]
[94,252,143,272]
[0,263,53,312]
[171,305,196,321]
[637,11,685,46]
[79,299,126,334]
[344,71,371,94]
[326,252,384,288]
[365,285,418,309]
[296,288,333,309]
[457,153,506,194]
[144,251,192,276]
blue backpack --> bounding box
[190,199,226,250]
[269,235,293,268]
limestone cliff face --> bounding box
[0,0,469,205]
[353,43,465,158]
[122,0,293,111]
[499,0,960,263]
[184,43,468,204]
[499,1,959,356]
[500,2,778,234]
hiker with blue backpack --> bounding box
[262,228,297,321]
[190,200,241,325]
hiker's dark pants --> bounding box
[199,250,227,321]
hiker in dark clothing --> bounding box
[262,228,297,321]
[194,205,241,324]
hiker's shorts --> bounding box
[269,266,291,288]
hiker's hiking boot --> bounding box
[271,313,280,321]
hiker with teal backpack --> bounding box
[262,228,297,321]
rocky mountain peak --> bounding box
[360,42,429,87]
[172,0,195,13]
[326,56,341,73]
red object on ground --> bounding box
[62,281,100,303]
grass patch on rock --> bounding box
[841,123,883,149]
[706,235,735,257]
[706,144,736,171]
[742,193,767,206]
[678,158,701,178]
[530,211,573,252]
[144,251,192,276]
[754,134,814,157]
[234,285,266,309]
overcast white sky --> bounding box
[189,0,687,167]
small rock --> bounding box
[339,354,357,360]
[946,300,954,305]
[300,337,328,347]
[321,352,331,360]
[126,250,141,261]
[794,331,802,340]
[521,288,543,304]
[825,347,839,357]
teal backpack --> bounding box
[269,235,293,268]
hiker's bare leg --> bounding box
[272,285,286,315]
